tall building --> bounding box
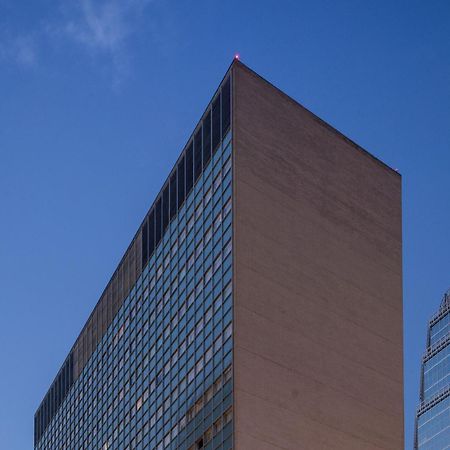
[34,60,403,450]
[415,289,450,449]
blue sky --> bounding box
[0,0,449,448]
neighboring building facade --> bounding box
[415,290,450,450]
[35,60,403,450]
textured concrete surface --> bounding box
[232,61,403,450]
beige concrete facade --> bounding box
[232,62,403,449]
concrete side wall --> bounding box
[232,62,403,450]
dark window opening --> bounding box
[203,111,211,166]
[68,354,72,387]
[221,77,231,135]
[49,386,53,417]
[197,438,204,449]
[64,360,68,393]
[59,369,63,401]
[212,95,221,151]
[170,172,177,220]
[61,370,65,407]
[34,416,38,444]
[55,378,59,411]
[155,198,162,245]
[194,127,202,182]
[186,142,194,193]
[148,210,155,257]
[142,220,148,268]
[162,184,169,232]
[177,156,185,208]
[69,353,73,385]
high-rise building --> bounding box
[415,289,450,449]
[34,60,403,450]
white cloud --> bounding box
[64,0,130,52]
[0,33,37,68]
[14,36,37,66]
[0,0,157,86]
[59,0,154,87]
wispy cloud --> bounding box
[15,36,37,66]
[63,0,148,51]
[58,0,154,88]
[0,0,159,87]
[0,33,38,68]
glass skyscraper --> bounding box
[35,60,404,450]
[415,289,450,450]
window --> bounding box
[196,279,203,295]
[204,226,212,244]
[135,396,142,411]
[187,329,195,346]
[162,184,169,232]
[204,385,213,402]
[177,156,185,208]
[214,293,222,311]
[195,241,203,257]
[188,367,195,384]
[196,357,204,373]
[224,365,232,382]
[155,198,162,244]
[164,253,170,268]
[214,376,223,394]
[213,254,222,273]
[224,281,232,298]
[195,202,203,219]
[204,426,213,443]
[213,416,223,434]
[204,187,212,204]
[212,95,221,151]
[194,127,202,182]
[213,173,221,192]
[223,239,232,257]
[214,334,222,353]
[171,240,178,256]
[142,220,148,268]
[205,267,212,284]
[214,213,222,231]
[187,214,194,231]
[186,142,194,193]
[223,155,232,174]
[203,111,211,166]
[223,198,232,216]
[205,346,213,364]
[195,398,203,414]
[170,172,177,220]
[221,77,231,134]
[196,319,204,335]
[224,407,232,425]
[224,323,232,340]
